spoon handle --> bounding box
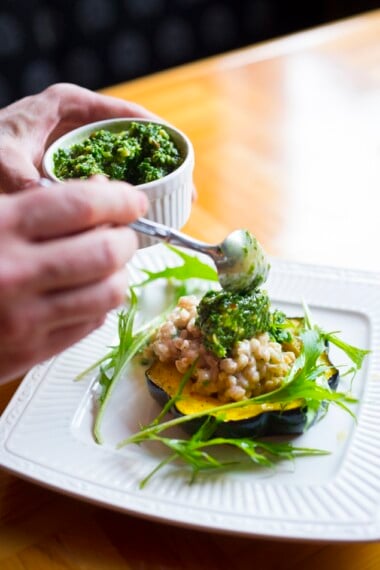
[36,178,223,263]
[37,179,221,260]
[130,218,220,259]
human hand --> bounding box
[0,177,147,384]
[0,82,157,194]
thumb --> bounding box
[0,144,40,193]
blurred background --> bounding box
[0,0,378,107]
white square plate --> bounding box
[1,245,379,542]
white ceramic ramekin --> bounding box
[42,118,194,248]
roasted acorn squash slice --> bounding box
[145,318,339,438]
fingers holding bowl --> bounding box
[15,179,148,240]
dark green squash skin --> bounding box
[147,378,311,437]
[146,318,339,439]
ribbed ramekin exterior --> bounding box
[137,154,194,248]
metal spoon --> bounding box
[130,218,270,292]
[37,179,269,292]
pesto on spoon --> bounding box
[130,219,270,293]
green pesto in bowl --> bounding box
[53,122,183,185]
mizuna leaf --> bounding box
[135,245,218,287]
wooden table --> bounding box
[1,9,380,569]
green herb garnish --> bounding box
[89,289,165,443]
[135,245,218,287]
[137,417,329,488]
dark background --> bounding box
[0,0,378,107]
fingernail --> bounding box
[91,174,109,182]
[138,191,148,215]
[37,177,54,188]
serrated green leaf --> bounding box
[135,245,218,287]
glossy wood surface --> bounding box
[1,10,380,569]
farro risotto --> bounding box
[145,293,299,404]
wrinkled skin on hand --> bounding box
[0,83,158,383]
[0,82,159,193]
